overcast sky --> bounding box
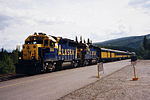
[0,0,150,50]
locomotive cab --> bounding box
[22,33,56,61]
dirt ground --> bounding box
[60,60,150,100]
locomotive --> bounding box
[16,32,132,74]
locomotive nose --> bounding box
[23,44,38,60]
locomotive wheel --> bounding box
[84,60,89,66]
[47,63,55,72]
[79,60,85,67]
[72,61,78,68]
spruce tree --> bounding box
[143,36,147,50]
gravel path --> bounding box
[60,60,150,100]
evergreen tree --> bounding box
[143,36,148,50]
[11,49,18,64]
[0,48,15,74]
[142,35,150,59]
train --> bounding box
[16,32,133,74]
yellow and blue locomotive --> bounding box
[16,32,132,74]
[16,33,100,74]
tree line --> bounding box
[141,36,150,59]
[0,48,18,74]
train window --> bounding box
[37,40,43,44]
[30,37,34,41]
[36,37,44,40]
[44,40,48,46]
[33,41,37,44]
[25,41,31,44]
[25,40,43,44]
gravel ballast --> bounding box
[60,60,150,100]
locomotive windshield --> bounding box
[25,36,44,44]
[25,40,43,44]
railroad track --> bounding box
[0,73,26,82]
